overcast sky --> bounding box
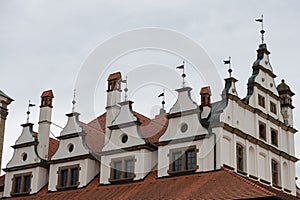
[1,0,300,182]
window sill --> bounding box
[11,191,30,197]
[167,168,197,176]
[284,188,291,193]
[237,170,247,176]
[273,184,282,190]
[109,177,134,184]
[260,179,271,185]
[249,174,258,180]
[56,185,79,191]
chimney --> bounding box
[105,72,122,143]
[200,86,211,107]
[37,90,54,160]
[200,86,211,119]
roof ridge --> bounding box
[223,168,275,196]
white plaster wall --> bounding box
[221,99,256,138]
[102,126,145,151]
[48,158,98,191]
[6,146,40,168]
[159,113,207,142]
[106,90,121,108]
[51,137,89,160]
[3,167,48,197]
[112,102,138,125]
[15,125,35,145]
[169,87,197,114]
[222,136,231,167]
[100,149,154,184]
[60,115,82,136]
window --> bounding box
[57,165,80,190]
[259,122,266,141]
[236,144,245,172]
[11,173,32,196]
[110,157,135,182]
[270,101,277,114]
[258,94,265,108]
[272,160,279,186]
[271,129,278,146]
[168,146,198,175]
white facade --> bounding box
[2,42,298,198]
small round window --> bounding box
[22,153,27,161]
[68,143,74,152]
[121,134,128,143]
[180,123,188,133]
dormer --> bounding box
[100,100,156,185]
[3,123,48,197]
[158,87,211,178]
[48,111,99,192]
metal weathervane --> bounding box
[121,76,128,101]
[176,61,185,87]
[223,56,232,77]
[255,14,265,44]
[158,89,165,110]
[72,89,76,112]
[26,100,35,123]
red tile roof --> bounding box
[33,132,59,160]
[3,168,298,200]
[40,90,54,98]
[200,86,211,95]
[48,137,59,160]
[82,112,167,152]
[107,72,121,81]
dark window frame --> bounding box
[259,121,267,141]
[272,159,280,186]
[271,128,278,147]
[168,145,199,175]
[236,144,245,172]
[11,172,32,196]
[270,101,277,114]
[258,94,266,108]
[109,156,136,183]
[56,164,80,190]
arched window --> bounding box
[271,159,280,186]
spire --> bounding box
[176,61,186,87]
[26,100,35,123]
[255,14,265,44]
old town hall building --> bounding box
[0,39,299,199]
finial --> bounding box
[176,61,185,87]
[121,76,128,101]
[223,56,232,77]
[255,14,265,44]
[72,89,76,112]
[158,89,165,110]
[26,100,35,123]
